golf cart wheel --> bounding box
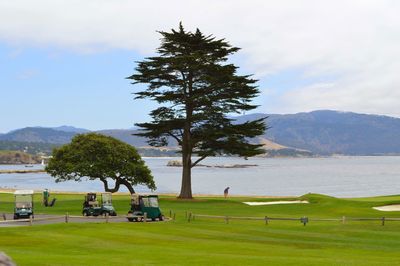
[13,214,18,220]
[82,211,88,217]
[127,217,134,222]
[151,218,156,221]
[159,215,165,221]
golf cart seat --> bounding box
[16,203,32,208]
[88,200,99,206]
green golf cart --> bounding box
[82,192,117,216]
[14,190,34,220]
[127,194,164,222]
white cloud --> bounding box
[1,0,400,116]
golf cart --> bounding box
[127,194,164,222]
[14,190,34,220]
[82,192,117,216]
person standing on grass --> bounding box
[43,188,49,206]
[224,187,230,198]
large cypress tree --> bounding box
[128,23,267,199]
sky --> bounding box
[1,0,400,133]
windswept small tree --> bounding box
[46,133,155,193]
[128,23,267,199]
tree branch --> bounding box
[100,177,121,193]
[119,178,136,194]
[191,155,208,168]
[179,70,186,82]
[168,132,182,145]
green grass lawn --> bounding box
[1,192,400,265]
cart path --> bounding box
[0,213,132,227]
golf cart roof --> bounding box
[14,190,34,195]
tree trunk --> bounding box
[178,71,193,199]
[101,178,120,193]
[101,177,135,194]
[178,152,192,199]
[178,121,193,199]
[120,178,136,194]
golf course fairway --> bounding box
[1,193,400,265]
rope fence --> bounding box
[0,212,172,226]
[3,210,397,227]
[0,213,127,225]
[189,213,400,226]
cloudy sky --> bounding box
[1,0,399,132]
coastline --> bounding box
[0,188,293,198]
[2,156,400,198]
[0,169,46,174]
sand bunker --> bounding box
[243,200,309,206]
[373,205,400,212]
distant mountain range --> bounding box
[51,125,90,133]
[243,110,400,155]
[96,129,148,147]
[0,127,77,144]
[1,110,400,156]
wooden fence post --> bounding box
[143,212,147,223]
[225,216,229,224]
[188,212,192,223]
[382,217,385,226]
[265,216,268,225]
[2,213,6,221]
[29,215,33,226]
[342,216,346,224]
[169,210,172,218]
[65,212,69,223]
[301,217,308,226]
[173,212,176,221]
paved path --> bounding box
[0,213,129,227]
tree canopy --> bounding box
[46,133,155,194]
[128,23,267,198]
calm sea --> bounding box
[1,156,400,197]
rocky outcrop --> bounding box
[0,151,40,164]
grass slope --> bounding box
[1,193,400,265]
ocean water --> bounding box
[1,156,400,197]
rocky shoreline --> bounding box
[167,160,257,168]
[0,151,41,164]
[0,169,46,174]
